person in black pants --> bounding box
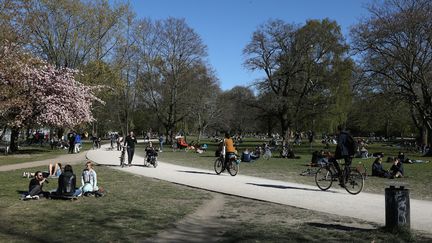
[333,125,355,186]
[26,171,50,199]
[67,131,76,154]
[124,131,137,166]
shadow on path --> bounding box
[307,222,375,232]
[246,183,333,193]
[177,170,218,176]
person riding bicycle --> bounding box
[332,125,356,186]
[223,132,237,167]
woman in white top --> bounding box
[81,161,98,194]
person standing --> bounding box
[159,134,164,152]
[67,131,76,154]
[124,131,137,166]
[74,132,81,153]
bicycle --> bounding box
[119,146,126,168]
[262,147,272,160]
[214,153,240,176]
[315,159,364,195]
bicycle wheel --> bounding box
[143,157,149,167]
[153,158,158,168]
[315,166,333,191]
[227,160,239,176]
[214,157,224,175]
[344,169,364,195]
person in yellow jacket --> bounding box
[224,132,237,166]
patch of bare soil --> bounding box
[144,193,228,242]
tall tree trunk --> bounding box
[10,127,20,153]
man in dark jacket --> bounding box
[333,125,355,186]
[124,131,137,166]
[26,171,49,199]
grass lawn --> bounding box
[1,164,431,242]
[0,165,212,242]
[1,137,431,241]
[137,137,432,200]
[0,141,94,166]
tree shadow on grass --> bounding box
[307,222,375,232]
[246,183,334,193]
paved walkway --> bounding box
[86,145,432,234]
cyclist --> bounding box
[223,132,236,167]
[333,125,356,186]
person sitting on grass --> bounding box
[371,157,390,178]
[241,148,252,162]
[25,171,50,199]
[81,161,102,197]
[56,164,81,198]
[48,163,62,177]
[389,158,404,178]
[250,146,261,160]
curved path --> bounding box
[85,146,432,234]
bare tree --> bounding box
[244,19,353,141]
[136,18,209,143]
[351,0,432,144]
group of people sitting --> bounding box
[240,147,261,162]
[372,152,407,179]
[24,161,102,200]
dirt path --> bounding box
[0,152,87,172]
[145,193,228,242]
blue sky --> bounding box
[130,0,370,90]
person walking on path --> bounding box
[124,131,137,166]
[67,131,76,154]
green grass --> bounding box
[0,165,211,242]
[0,141,93,166]
[137,138,432,200]
[1,154,431,242]
[219,196,431,243]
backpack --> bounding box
[59,172,75,196]
[346,134,357,156]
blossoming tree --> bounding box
[0,41,103,152]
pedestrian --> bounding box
[159,134,164,152]
[67,131,76,154]
[124,131,137,166]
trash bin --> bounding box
[385,185,410,229]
